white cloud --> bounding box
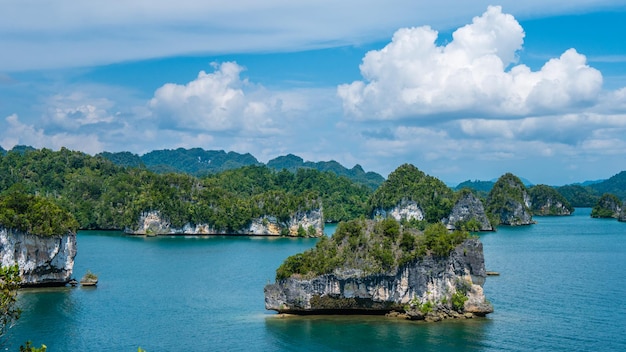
[1,114,105,154]
[44,93,116,130]
[338,6,603,120]
[149,62,306,135]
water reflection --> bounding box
[11,288,78,349]
[265,314,490,352]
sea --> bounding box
[4,208,626,351]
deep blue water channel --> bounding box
[5,209,626,351]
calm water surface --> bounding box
[5,209,626,351]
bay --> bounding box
[5,208,626,351]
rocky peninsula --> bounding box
[264,219,493,320]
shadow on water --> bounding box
[264,315,491,352]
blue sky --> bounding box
[1,1,626,186]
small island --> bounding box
[264,219,493,321]
[80,270,98,287]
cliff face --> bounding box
[0,229,76,286]
[619,204,626,222]
[264,239,493,319]
[126,209,324,237]
[444,192,493,231]
[532,198,572,216]
[373,200,424,222]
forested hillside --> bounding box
[588,171,626,200]
[0,147,372,232]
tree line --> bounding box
[0,147,372,234]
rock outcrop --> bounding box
[486,173,534,226]
[528,185,573,216]
[126,209,324,237]
[443,191,493,231]
[264,238,493,319]
[591,193,622,219]
[0,229,76,286]
[619,203,626,222]
[373,200,424,222]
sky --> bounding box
[2,1,626,186]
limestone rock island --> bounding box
[264,219,493,321]
[0,191,78,286]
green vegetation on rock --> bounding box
[0,187,78,236]
[485,173,533,226]
[368,164,454,223]
[591,193,622,218]
[528,184,574,215]
[275,218,469,280]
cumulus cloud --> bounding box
[43,93,117,131]
[338,6,603,120]
[149,61,306,135]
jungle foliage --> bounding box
[528,184,574,215]
[368,164,454,223]
[0,147,370,232]
[0,186,78,236]
[590,193,622,218]
[275,218,470,280]
[485,173,531,225]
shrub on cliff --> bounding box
[275,218,469,280]
[0,187,78,236]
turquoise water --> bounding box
[5,208,626,351]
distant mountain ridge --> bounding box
[266,154,384,190]
[98,148,385,190]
